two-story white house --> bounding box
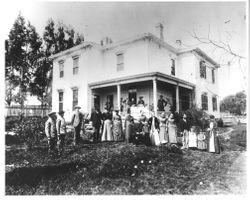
[50,24,220,121]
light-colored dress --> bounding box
[167,118,177,144]
[197,132,206,150]
[158,117,168,144]
[149,117,161,146]
[113,114,123,141]
[101,114,113,141]
[188,131,197,148]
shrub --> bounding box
[182,107,210,131]
[12,116,47,149]
[5,116,21,131]
[216,118,224,127]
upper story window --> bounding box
[72,88,78,110]
[212,69,215,83]
[73,57,79,75]
[200,61,206,79]
[58,91,64,112]
[171,59,175,76]
[201,93,208,111]
[116,53,124,71]
[212,96,217,111]
[59,61,64,78]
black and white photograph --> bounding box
[2,0,248,197]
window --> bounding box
[171,59,175,76]
[117,53,124,71]
[72,88,78,110]
[212,97,217,111]
[201,93,208,110]
[212,69,215,83]
[59,91,64,112]
[73,57,79,75]
[59,61,64,78]
[200,61,206,79]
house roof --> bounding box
[49,33,219,67]
[178,47,219,68]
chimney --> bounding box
[155,23,164,41]
[101,36,113,46]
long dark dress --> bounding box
[124,114,134,143]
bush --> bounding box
[12,116,47,149]
[181,107,210,131]
[216,118,224,127]
[5,116,21,131]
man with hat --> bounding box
[71,105,85,145]
[179,113,190,149]
[90,106,102,143]
[45,111,57,154]
[56,110,67,155]
[157,95,168,111]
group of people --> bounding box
[45,103,221,156]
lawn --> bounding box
[5,124,247,195]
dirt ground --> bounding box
[5,124,247,195]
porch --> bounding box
[88,72,195,114]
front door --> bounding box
[128,88,137,104]
[94,94,100,109]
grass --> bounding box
[5,124,247,195]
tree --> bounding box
[220,91,246,115]
[5,14,33,108]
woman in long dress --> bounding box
[188,126,197,149]
[167,113,178,144]
[112,110,123,141]
[207,117,221,154]
[101,109,114,141]
[158,112,168,144]
[148,112,161,146]
[124,107,134,143]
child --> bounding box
[197,131,207,151]
[188,126,197,149]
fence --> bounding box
[5,105,51,117]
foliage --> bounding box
[12,116,47,149]
[216,118,224,127]
[220,91,246,115]
[5,116,21,131]
[5,15,85,107]
[181,107,210,131]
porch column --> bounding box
[175,83,179,112]
[153,77,157,113]
[117,84,121,111]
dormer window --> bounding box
[200,60,206,79]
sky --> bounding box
[1,0,247,99]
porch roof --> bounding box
[88,72,195,90]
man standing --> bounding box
[179,113,190,149]
[71,105,85,145]
[157,95,168,111]
[137,96,145,106]
[56,111,67,155]
[45,111,57,154]
[90,107,102,143]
